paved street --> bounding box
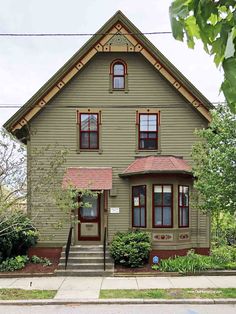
[0,276,236,300]
[0,304,236,314]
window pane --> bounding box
[81,132,89,148]
[179,192,183,206]
[140,132,148,139]
[114,77,124,89]
[148,115,157,131]
[140,115,148,131]
[81,114,89,131]
[81,195,98,218]
[133,186,145,205]
[182,207,189,226]
[154,186,162,193]
[163,207,172,225]
[90,132,98,148]
[143,139,156,149]
[140,207,145,227]
[163,192,171,206]
[114,64,124,75]
[133,207,140,226]
[148,132,157,139]
[163,186,172,193]
[154,192,162,206]
[155,207,162,226]
[89,114,98,131]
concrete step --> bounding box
[63,245,103,251]
[59,256,113,263]
[55,269,114,277]
[58,262,114,270]
[61,251,110,258]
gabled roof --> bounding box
[120,156,191,177]
[63,167,112,190]
[4,10,213,138]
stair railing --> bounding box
[65,226,73,270]
[103,226,107,271]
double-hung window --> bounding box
[153,184,172,227]
[132,185,146,228]
[178,185,189,227]
[110,59,127,90]
[139,113,158,150]
[80,113,99,149]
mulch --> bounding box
[0,258,59,275]
[115,264,158,273]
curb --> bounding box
[114,270,236,277]
[0,273,55,278]
[0,298,236,306]
[0,270,235,279]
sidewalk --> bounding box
[0,275,236,300]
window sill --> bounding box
[135,149,161,156]
[76,149,103,154]
[109,89,129,94]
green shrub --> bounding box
[159,250,213,273]
[0,212,39,260]
[0,255,29,272]
[110,230,151,268]
[30,255,52,266]
[158,247,236,273]
[210,246,236,265]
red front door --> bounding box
[78,194,100,241]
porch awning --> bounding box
[63,167,112,190]
[120,156,192,177]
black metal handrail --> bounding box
[65,226,73,270]
[103,227,107,271]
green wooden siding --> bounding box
[28,52,209,248]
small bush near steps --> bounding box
[110,230,151,268]
[0,255,52,272]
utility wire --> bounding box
[0,31,172,37]
[0,101,227,108]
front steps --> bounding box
[55,245,114,276]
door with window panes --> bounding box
[78,194,100,241]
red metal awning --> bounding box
[63,167,112,190]
[120,156,191,177]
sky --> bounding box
[0,0,225,127]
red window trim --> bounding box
[152,184,173,228]
[138,113,158,150]
[132,185,146,228]
[178,185,189,228]
[79,112,99,150]
[110,59,127,90]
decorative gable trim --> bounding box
[5,11,212,135]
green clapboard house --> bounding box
[4,11,213,271]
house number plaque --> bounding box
[110,207,120,214]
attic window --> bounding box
[110,59,127,91]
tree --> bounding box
[0,128,26,213]
[0,127,97,240]
[169,0,236,113]
[191,106,236,244]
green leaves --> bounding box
[110,230,151,268]
[222,57,236,112]
[191,106,236,235]
[169,0,236,113]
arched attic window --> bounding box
[110,59,127,90]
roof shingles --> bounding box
[121,156,191,176]
[63,167,112,190]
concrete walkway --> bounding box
[0,276,236,300]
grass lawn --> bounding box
[0,289,56,300]
[100,288,236,299]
